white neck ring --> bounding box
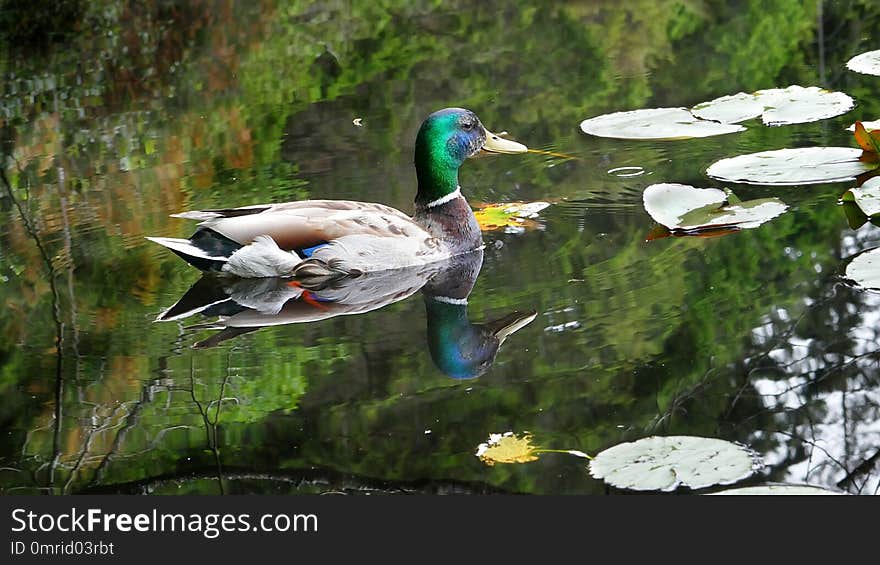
[424,187,462,208]
[431,295,469,305]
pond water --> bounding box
[1,0,879,495]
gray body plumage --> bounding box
[147,196,481,279]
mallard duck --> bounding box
[156,250,536,378]
[146,108,527,280]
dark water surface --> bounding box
[2,0,879,494]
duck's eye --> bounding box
[461,121,475,131]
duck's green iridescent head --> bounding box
[414,108,527,207]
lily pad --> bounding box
[579,107,745,140]
[643,183,787,232]
[847,120,880,132]
[588,436,763,492]
[846,50,880,76]
[758,86,854,126]
[691,92,766,124]
[844,247,880,290]
[692,86,855,126]
[842,177,880,217]
[474,201,551,233]
[706,147,874,185]
[708,484,847,495]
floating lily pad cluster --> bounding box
[579,85,854,140]
[603,58,880,235]
[579,50,880,273]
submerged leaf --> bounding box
[476,432,540,466]
[853,121,880,154]
[474,201,551,233]
[579,107,744,140]
[846,50,880,76]
[643,183,787,233]
[707,147,874,185]
[589,436,763,492]
[841,200,869,230]
[692,86,854,126]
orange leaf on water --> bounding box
[854,121,880,154]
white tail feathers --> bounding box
[144,236,227,261]
[169,211,224,221]
[224,235,303,278]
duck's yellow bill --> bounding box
[482,129,528,154]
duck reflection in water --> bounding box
[157,249,536,379]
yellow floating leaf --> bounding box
[474,202,551,232]
[476,432,540,466]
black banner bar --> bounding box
[0,495,873,562]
